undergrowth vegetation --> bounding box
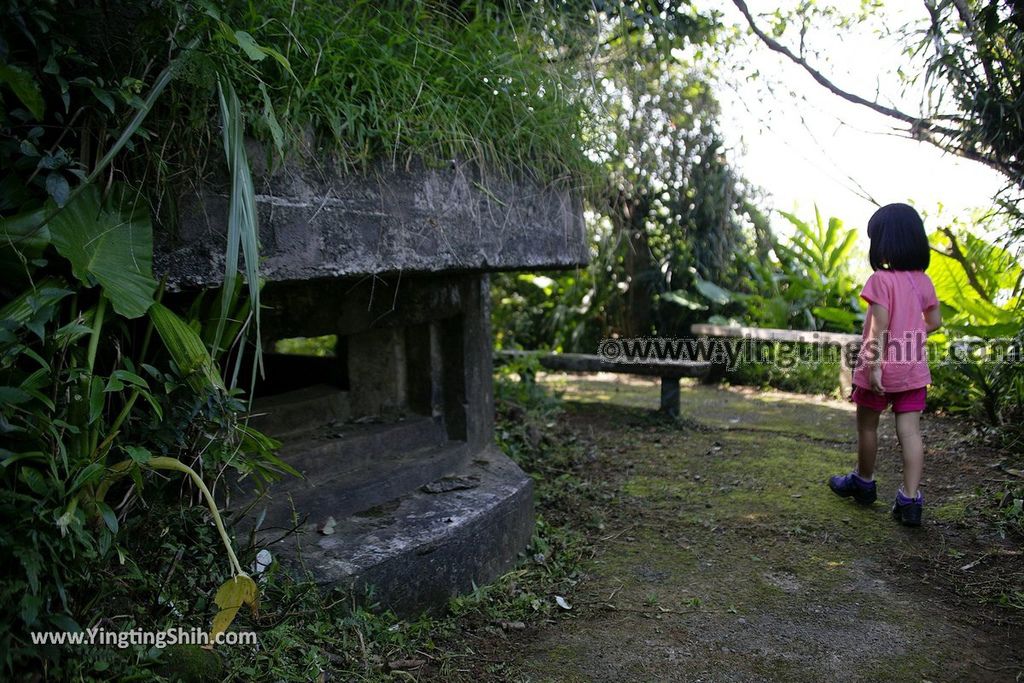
[31,369,597,681]
[0,0,598,674]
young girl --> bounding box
[829,203,941,527]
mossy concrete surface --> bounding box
[465,375,1023,682]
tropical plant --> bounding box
[926,220,1023,433]
[494,2,769,352]
[0,0,605,672]
[684,207,863,333]
[0,0,297,668]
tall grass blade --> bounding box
[215,78,263,391]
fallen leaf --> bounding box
[422,475,480,494]
[388,659,426,670]
[209,575,259,645]
[960,557,985,571]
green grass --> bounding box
[177,1,592,182]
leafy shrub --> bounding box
[219,0,590,180]
[0,0,598,672]
[690,207,863,333]
[925,221,1024,441]
[0,1,290,670]
[724,341,842,396]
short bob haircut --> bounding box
[867,203,930,271]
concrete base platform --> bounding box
[239,387,535,615]
[262,445,533,615]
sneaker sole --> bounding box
[892,505,923,527]
[829,481,876,505]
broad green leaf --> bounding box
[0,63,45,119]
[47,186,157,318]
[20,594,43,627]
[813,306,860,331]
[87,378,104,425]
[123,445,151,465]
[1,451,46,467]
[15,547,42,592]
[54,321,93,346]
[210,574,258,642]
[20,467,49,496]
[827,229,858,275]
[233,32,266,61]
[929,247,1010,327]
[257,46,295,79]
[660,290,707,310]
[259,83,285,157]
[693,277,735,306]
[96,501,119,534]
[69,462,105,494]
[105,369,149,392]
[47,613,82,633]
[0,386,32,404]
[0,206,51,278]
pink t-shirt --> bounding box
[853,269,939,392]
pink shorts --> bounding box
[851,386,927,413]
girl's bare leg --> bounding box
[856,405,881,479]
[894,410,924,498]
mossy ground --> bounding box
[435,374,1024,682]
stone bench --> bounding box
[689,323,860,395]
[497,350,709,417]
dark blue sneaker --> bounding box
[892,488,923,527]
[828,472,877,505]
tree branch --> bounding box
[731,0,920,125]
[950,0,999,93]
[730,0,1019,182]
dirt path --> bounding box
[443,376,1024,682]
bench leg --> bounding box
[660,377,680,417]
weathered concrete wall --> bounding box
[155,154,587,290]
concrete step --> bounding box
[251,440,471,529]
[250,384,351,438]
[273,414,447,475]
[256,444,534,616]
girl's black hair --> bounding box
[867,203,930,271]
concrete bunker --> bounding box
[154,158,586,613]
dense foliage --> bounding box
[0,0,593,674]
[498,1,1024,448]
[494,2,769,352]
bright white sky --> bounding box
[704,1,1007,245]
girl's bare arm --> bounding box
[868,303,889,393]
[924,305,941,333]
